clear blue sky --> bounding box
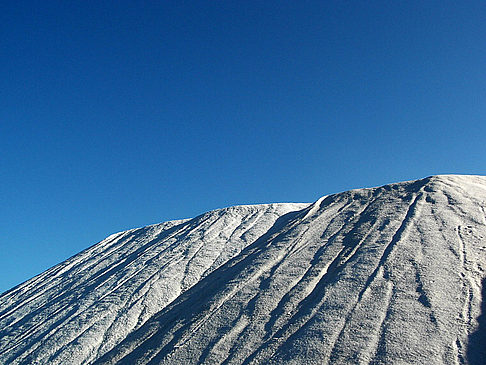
[1,1,485,293]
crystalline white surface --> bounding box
[1,175,486,365]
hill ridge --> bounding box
[1,175,485,364]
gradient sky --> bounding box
[1,1,485,293]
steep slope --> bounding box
[0,203,308,365]
[94,175,486,365]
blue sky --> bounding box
[1,1,485,293]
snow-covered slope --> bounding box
[1,175,486,364]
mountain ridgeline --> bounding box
[1,175,485,364]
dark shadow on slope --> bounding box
[467,277,486,365]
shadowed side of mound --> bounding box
[467,277,486,365]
